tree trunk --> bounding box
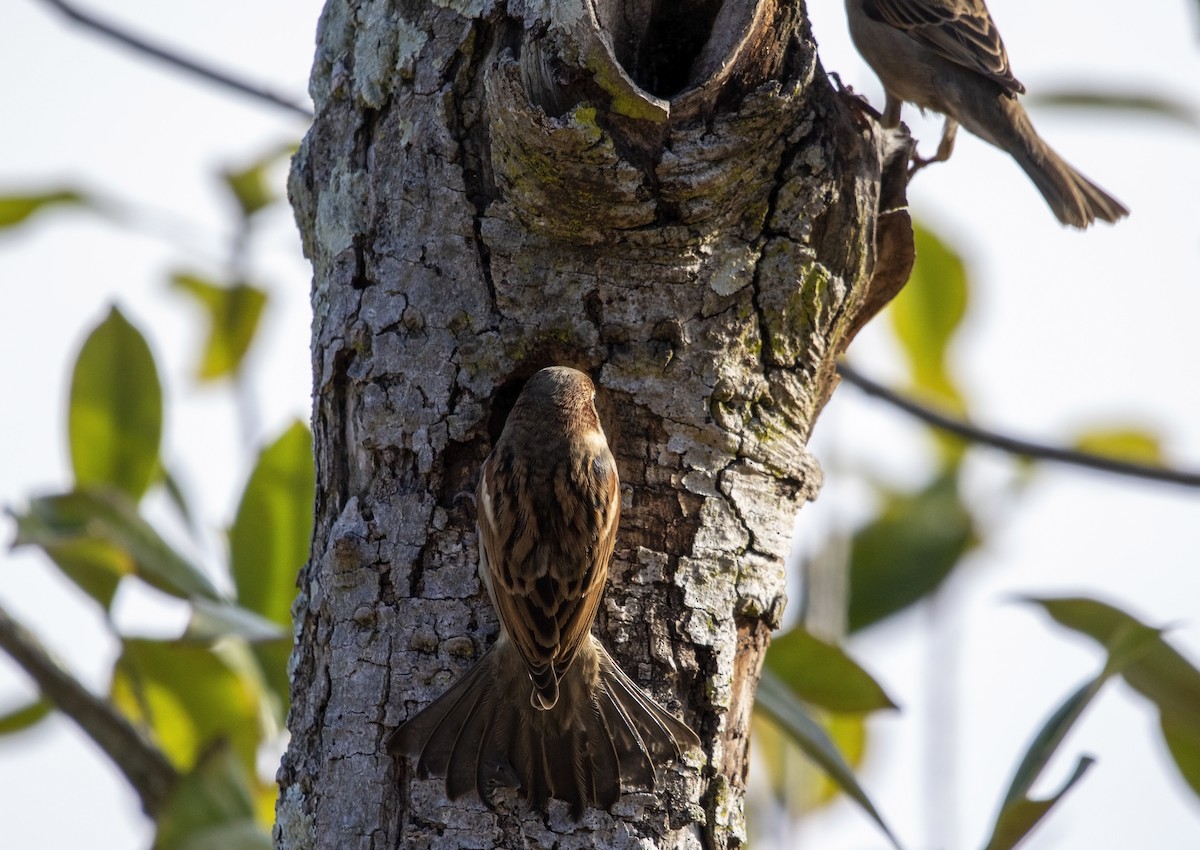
[277,1,912,848]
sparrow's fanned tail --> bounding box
[388,637,697,818]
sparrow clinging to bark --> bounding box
[844,0,1128,228]
[388,366,699,818]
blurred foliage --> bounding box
[755,668,903,849]
[170,274,269,383]
[0,189,88,228]
[765,624,896,713]
[0,150,312,848]
[1029,89,1200,129]
[984,617,1161,850]
[1028,597,1200,797]
[1072,426,1165,466]
[758,211,1200,849]
[889,223,968,413]
[222,145,295,221]
[845,471,975,632]
[0,697,53,734]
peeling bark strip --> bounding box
[280,1,911,849]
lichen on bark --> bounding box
[278,1,912,849]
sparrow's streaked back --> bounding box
[389,366,698,817]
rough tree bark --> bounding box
[277,1,912,849]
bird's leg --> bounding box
[910,117,959,176]
[882,92,903,128]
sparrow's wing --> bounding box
[863,0,1024,94]
[550,446,620,675]
[478,440,620,708]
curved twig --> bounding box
[837,361,1200,489]
[0,603,178,814]
[35,0,314,119]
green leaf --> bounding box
[229,422,312,719]
[1072,426,1164,466]
[161,466,200,538]
[0,698,53,735]
[1028,597,1200,722]
[0,189,87,228]
[982,621,1158,850]
[1160,711,1200,798]
[765,626,897,713]
[1029,89,1200,129]
[9,501,129,607]
[13,488,221,604]
[230,422,312,626]
[184,599,288,643]
[983,756,1095,850]
[69,306,163,500]
[169,273,268,381]
[155,743,273,850]
[997,614,1157,812]
[754,710,868,810]
[220,145,294,219]
[756,669,904,850]
[112,639,265,778]
[847,472,974,632]
[888,222,968,408]
[1027,596,1200,800]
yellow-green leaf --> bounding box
[229,422,312,718]
[1161,711,1200,798]
[1028,597,1200,722]
[10,501,130,608]
[0,189,86,228]
[220,144,294,219]
[230,422,312,627]
[1073,426,1164,466]
[170,273,268,381]
[765,626,897,713]
[983,624,1158,850]
[752,711,868,811]
[755,670,903,850]
[155,743,273,850]
[112,639,265,778]
[888,222,968,409]
[0,698,52,735]
[69,306,163,500]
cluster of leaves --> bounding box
[0,150,312,849]
[754,224,1200,849]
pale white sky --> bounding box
[1,2,1198,849]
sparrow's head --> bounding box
[506,366,601,432]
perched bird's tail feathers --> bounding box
[1002,100,1128,229]
[388,639,698,819]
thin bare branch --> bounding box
[0,603,178,814]
[837,361,1200,489]
[35,0,314,119]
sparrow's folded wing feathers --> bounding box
[479,442,619,706]
[549,447,619,674]
[863,0,1023,94]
